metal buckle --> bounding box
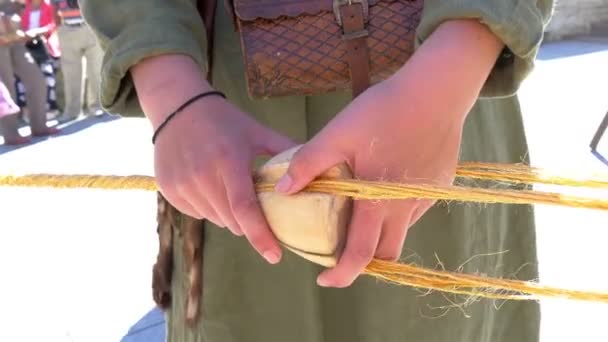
[333,0,369,27]
[590,110,608,167]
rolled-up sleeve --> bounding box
[415,0,554,98]
[80,0,208,116]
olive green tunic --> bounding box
[81,0,554,341]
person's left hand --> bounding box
[13,30,30,42]
[274,19,505,288]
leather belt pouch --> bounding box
[229,0,424,99]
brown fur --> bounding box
[152,192,177,310]
[180,215,204,327]
[152,192,205,327]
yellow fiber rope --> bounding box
[1,162,608,304]
[0,174,158,191]
[364,259,608,303]
[457,162,608,188]
[2,171,607,210]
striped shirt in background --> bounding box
[52,0,84,26]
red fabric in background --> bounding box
[21,0,60,58]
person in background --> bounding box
[0,78,20,119]
[17,0,60,120]
[52,0,103,122]
[0,0,57,145]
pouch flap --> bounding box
[234,0,381,20]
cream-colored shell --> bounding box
[255,145,353,267]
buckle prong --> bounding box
[333,0,369,26]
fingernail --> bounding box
[275,174,293,193]
[263,250,280,264]
[317,275,330,287]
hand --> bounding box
[154,94,297,263]
[25,28,47,38]
[0,34,26,45]
[131,55,296,264]
[275,19,505,287]
[11,30,29,43]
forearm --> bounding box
[389,19,504,124]
[26,26,51,37]
[80,0,209,117]
[130,54,213,130]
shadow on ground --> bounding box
[0,113,121,156]
[537,37,608,60]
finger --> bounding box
[375,201,416,261]
[275,139,345,195]
[208,189,244,236]
[181,186,226,228]
[317,201,384,288]
[191,174,243,236]
[252,126,298,156]
[408,199,435,227]
[223,160,282,264]
[192,187,242,235]
[161,189,204,220]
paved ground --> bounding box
[0,37,607,342]
[518,37,608,342]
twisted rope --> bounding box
[3,168,607,210]
[1,162,608,304]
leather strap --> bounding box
[196,0,218,82]
[338,2,370,98]
[201,0,372,97]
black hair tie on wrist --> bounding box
[151,90,226,144]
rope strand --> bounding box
[457,162,608,188]
[1,162,608,304]
[2,173,604,210]
[364,259,608,303]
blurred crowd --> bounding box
[0,0,103,145]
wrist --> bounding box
[130,54,214,130]
[388,19,503,124]
[151,90,226,144]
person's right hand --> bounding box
[131,55,296,264]
[155,95,296,263]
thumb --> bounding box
[253,126,298,156]
[275,139,345,195]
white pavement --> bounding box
[0,37,607,342]
[519,37,608,342]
